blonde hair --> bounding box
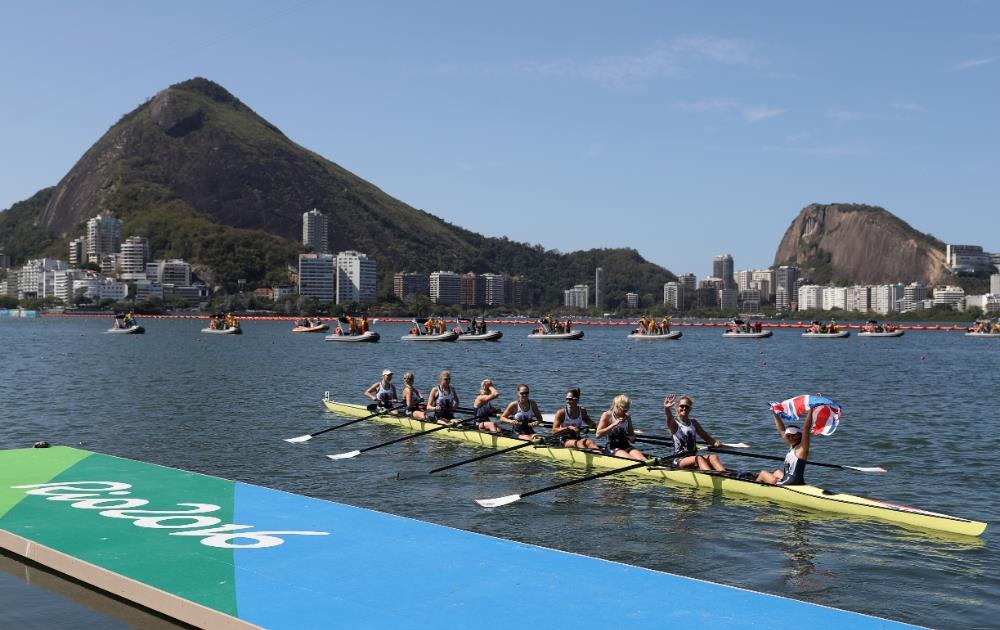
[611,394,630,412]
[480,378,493,393]
[678,395,693,407]
[403,372,414,384]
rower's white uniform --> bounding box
[670,421,697,466]
[510,402,536,436]
[376,382,397,408]
[431,386,458,419]
[605,411,634,453]
[558,405,585,444]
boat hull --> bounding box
[106,325,144,334]
[722,330,772,338]
[200,327,242,335]
[527,331,584,340]
[456,330,503,341]
[965,332,1000,337]
[400,331,459,342]
[320,398,985,536]
[325,331,380,342]
[292,324,330,333]
[802,331,850,338]
[858,331,904,337]
[627,331,682,340]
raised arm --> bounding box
[798,409,814,460]
[771,409,787,437]
[475,385,499,408]
[663,395,678,433]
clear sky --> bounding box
[1,1,997,278]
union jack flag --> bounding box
[769,394,841,436]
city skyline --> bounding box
[1,2,997,276]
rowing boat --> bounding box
[527,331,584,340]
[321,396,986,536]
[401,331,459,342]
[802,331,850,338]
[457,330,503,341]
[722,330,772,339]
[627,331,682,340]
[325,331,380,342]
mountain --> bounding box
[1,77,673,306]
[773,203,951,285]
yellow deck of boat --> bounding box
[322,399,986,537]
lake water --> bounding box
[1,317,997,628]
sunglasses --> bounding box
[678,404,691,410]
[565,397,577,402]
[519,391,529,396]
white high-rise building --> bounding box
[852,286,872,312]
[298,253,336,303]
[17,258,67,299]
[335,250,376,305]
[430,271,461,305]
[625,292,639,309]
[302,209,329,254]
[98,277,128,301]
[52,269,87,304]
[663,282,684,309]
[991,274,1000,295]
[482,273,506,306]
[146,259,192,286]
[872,284,905,315]
[933,285,965,310]
[86,214,122,263]
[822,286,848,311]
[564,284,589,308]
[797,285,823,311]
[678,273,697,294]
[119,236,148,280]
[69,237,87,267]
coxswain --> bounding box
[756,406,814,485]
[401,372,426,419]
[471,379,502,433]
[551,388,600,451]
[663,395,725,471]
[499,384,544,440]
[427,370,459,423]
[364,369,399,412]
[596,394,646,461]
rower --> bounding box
[499,384,544,440]
[663,395,725,471]
[364,369,399,413]
[471,379,502,433]
[427,370,459,424]
[596,394,646,461]
[401,372,426,419]
[551,388,600,451]
[756,407,814,485]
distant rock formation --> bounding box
[773,203,950,285]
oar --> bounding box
[284,403,405,443]
[327,418,470,460]
[474,454,676,508]
[396,439,541,480]
[708,448,886,473]
[633,434,750,449]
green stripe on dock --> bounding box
[0,447,92,518]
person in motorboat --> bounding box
[755,407,814,486]
[663,395,725,471]
[427,370,460,424]
[360,315,369,334]
[499,384,545,440]
[401,372,427,419]
[596,394,647,461]
[551,388,601,451]
[470,378,502,433]
[365,369,399,413]
[661,317,672,334]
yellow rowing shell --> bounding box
[322,398,986,537]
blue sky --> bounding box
[1,1,997,278]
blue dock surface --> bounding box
[0,447,913,629]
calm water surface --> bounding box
[1,317,997,628]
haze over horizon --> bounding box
[1,1,997,279]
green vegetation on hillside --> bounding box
[0,188,56,265]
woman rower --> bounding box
[663,395,725,471]
[756,406,814,485]
[596,394,646,461]
[470,378,502,433]
[426,370,460,424]
[364,369,399,413]
[551,388,600,451]
[401,371,426,420]
[499,384,544,440]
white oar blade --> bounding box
[723,442,750,449]
[284,434,313,444]
[475,494,522,508]
[846,466,887,473]
[326,450,362,461]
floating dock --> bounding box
[0,446,912,629]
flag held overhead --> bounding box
[769,394,841,436]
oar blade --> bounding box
[326,450,362,461]
[396,470,431,481]
[723,442,750,449]
[846,466,887,473]
[475,494,522,508]
[284,434,313,444]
